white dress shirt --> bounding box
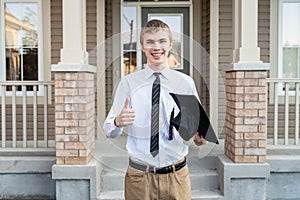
[103,66,199,168]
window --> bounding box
[1,0,42,92]
[279,0,300,80]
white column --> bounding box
[97,0,106,138]
[60,0,88,64]
[210,0,219,133]
[232,0,261,63]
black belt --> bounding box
[129,157,186,174]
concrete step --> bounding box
[188,155,218,170]
[100,167,219,192]
[192,190,224,200]
[190,169,219,191]
[97,190,223,200]
[97,190,123,200]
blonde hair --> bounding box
[140,19,173,46]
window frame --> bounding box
[0,0,45,97]
[278,0,300,96]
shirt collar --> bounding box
[144,66,172,80]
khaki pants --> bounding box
[125,163,191,200]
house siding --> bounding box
[50,0,63,65]
[193,0,210,117]
[218,0,232,137]
[87,0,97,66]
[0,106,55,141]
[200,0,210,116]
[267,105,298,139]
[50,0,62,142]
[258,0,270,63]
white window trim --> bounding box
[278,0,300,96]
[0,0,51,98]
[269,0,300,104]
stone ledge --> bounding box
[267,155,300,172]
[52,63,96,73]
[217,154,270,178]
[0,156,55,173]
[224,62,270,72]
[52,158,100,179]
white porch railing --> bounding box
[0,81,55,153]
[267,78,300,146]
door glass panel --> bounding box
[122,6,137,75]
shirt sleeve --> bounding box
[103,77,130,138]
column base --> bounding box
[52,159,100,200]
[217,155,270,200]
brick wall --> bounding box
[225,70,267,163]
[54,71,95,165]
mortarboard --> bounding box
[169,93,219,144]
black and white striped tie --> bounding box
[150,72,161,157]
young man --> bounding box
[103,19,206,199]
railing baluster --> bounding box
[274,82,278,145]
[2,85,6,148]
[1,81,54,151]
[295,83,299,145]
[22,86,27,148]
[284,83,289,145]
[44,85,48,148]
[12,85,17,148]
[33,85,37,148]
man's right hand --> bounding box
[114,97,135,128]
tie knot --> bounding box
[153,72,161,77]
[153,72,161,81]
[153,73,161,84]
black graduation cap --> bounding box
[169,93,219,144]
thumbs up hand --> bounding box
[114,97,135,128]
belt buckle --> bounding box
[149,166,157,174]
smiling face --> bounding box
[142,29,173,71]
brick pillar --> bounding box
[225,69,268,163]
[53,65,96,165]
